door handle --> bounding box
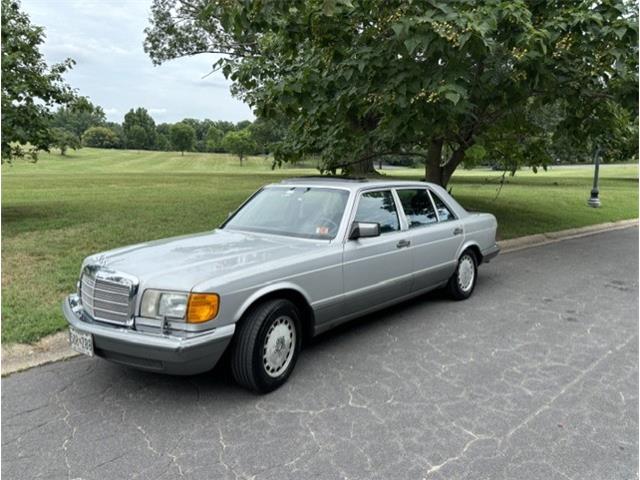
[396,239,411,248]
[453,227,463,236]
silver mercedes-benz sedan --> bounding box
[63,178,499,393]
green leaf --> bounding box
[404,37,421,54]
[322,0,336,16]
[458,32,472,47]
[613,26,626,39]
[391,22,405,37]
[444,91,461,104]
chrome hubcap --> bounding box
[457,256,475,292]
[263,316,295,377]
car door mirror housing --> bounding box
[349,222,380,240]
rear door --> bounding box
[395,188,464,291]
[342,189,413,316]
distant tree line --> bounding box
[48,98,281,163]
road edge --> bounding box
[497,218,638,253]
[2,218,638,377]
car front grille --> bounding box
[80,267,137,325]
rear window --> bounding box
[397,189,438,228]
[430,192,456,221]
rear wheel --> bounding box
[230,299,302,394]
[447,250,478,300]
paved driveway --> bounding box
[2,227,638,480]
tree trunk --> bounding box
[181,150,184,156]
[442,149,465,186]
[425,139,444,185]
[424,139,466,187]
[349,156,376,177]
[239,153,243,166]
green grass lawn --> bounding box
[2,148,638,344]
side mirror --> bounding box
[349,222,380,240]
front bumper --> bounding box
[63,295,235,375]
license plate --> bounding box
[69,327,94,357]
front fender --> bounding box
[232,281,313,323]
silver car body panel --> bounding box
[64,179,499,374]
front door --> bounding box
[342,189,413,316]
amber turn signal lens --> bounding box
[186,293,219,323]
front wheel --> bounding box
[447,250,478,300]
[231,299,302,394]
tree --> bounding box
[156,133,171,151]
[104,122,125,148]
[205,125,223,152]
[250,118,284,155]
[51,96,105,139]
[123,107,156,149]
[145,0,638,185]
[82,126,121,149]
[1,0,76,162]
[51,127,81,155]
[155,122,171,150]
[221,129,256,166]
[179,118,216,151]
[213,121,236,135]
[126,125,149,150]
[170,122,196,155]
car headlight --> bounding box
[141,290,188,319]
[140,290,219,323]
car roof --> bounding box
[274,177,438,192]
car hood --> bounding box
[83,229,325,291]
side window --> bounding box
[354,190,400,234]
[396,189,438,229]
[430,191,455,221]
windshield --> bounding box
[224,186,350,240]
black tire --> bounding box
[230,299,302,394]
[447,250,478,300]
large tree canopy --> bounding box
[1,0,76,162]
[146,0,637,184]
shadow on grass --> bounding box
[2,205,55,223]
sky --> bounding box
[22,0,254,124]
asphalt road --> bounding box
[2,227,638,480]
